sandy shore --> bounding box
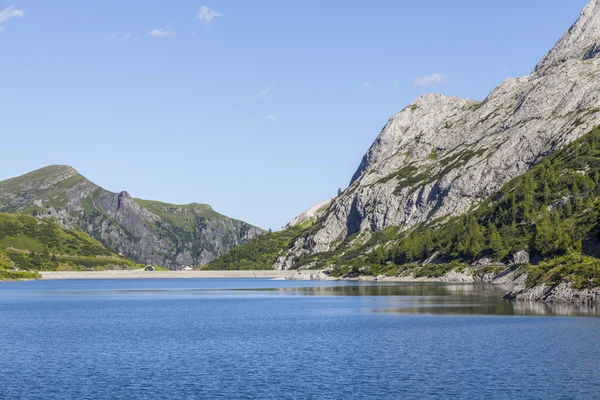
[40,270,311,280]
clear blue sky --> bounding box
[0,0,590,230]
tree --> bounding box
[487,224,506,260]
[373,245,387,264]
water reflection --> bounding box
[375,302,600,317]
[244,284,600,317]
[250,282,509,297]
[3,280,598,317]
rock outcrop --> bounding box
[0,165,263,267]
[275,0,600,269]
[286,199,332,228]
[505,282,600,304]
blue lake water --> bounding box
[1,279,599,399]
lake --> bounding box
[0,279,599,399]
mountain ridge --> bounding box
[0,165,263,267]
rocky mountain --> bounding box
[0,165,263,267]
[274,0,600,270]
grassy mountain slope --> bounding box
[204,224,308,270]
[0,165,263,267]
[0,213,141,280]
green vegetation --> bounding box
[0,267,41,281]
[368,126,600,267]
[135,199,223,226]
[0,165,75,195]
[204,225,307,270]
[471,102,484,111]
[0,213,140,278]
[375,165,418,185]
[0,213,114,256]
[526,253,600,290]
[0,165,83,212]
[0,247,42,280]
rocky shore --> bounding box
[285,267,600,304]
[504,282,600,305]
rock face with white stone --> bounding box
[534,0,600,75]
[275,0,600,269]
[286,199,332,228]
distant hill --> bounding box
[0,165,263,267]
[0,212,140,280]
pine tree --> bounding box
[487,224,505,260]
[466,215,484,259]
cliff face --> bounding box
[275,0,600,269]
[0,165,263,267]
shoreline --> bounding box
[39,270,312,280]
[11,269,600,305]
[286,268,600,304]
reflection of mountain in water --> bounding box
[262,282,509,297]
[258,283,600,317]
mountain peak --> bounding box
[534,0,600,75]
[0,165,80,192]
[35,164,79,176]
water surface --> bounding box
[1,279,599,399]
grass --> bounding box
[136,199,221,223]
[525,253,600,290]
[0,235,46,253]
[375,165,418,185]
[471,102,484,111]
[0,165,78,195]
[0,213,142,274]
[205,225,308,270]
[0,269,41,281]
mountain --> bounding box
[207,121,600,301]
[0,212,140,280]
[204,200,330,271]
[0,165,263,267]
[272,0,600,270]
[324,127,600,276]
